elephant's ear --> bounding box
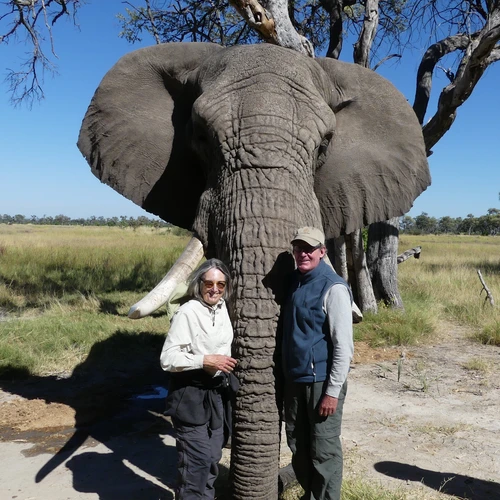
[77,42,223,229]
[314,58,431,238]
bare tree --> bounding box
[230,0,314,55]
[1,0,83,105]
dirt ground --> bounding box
[1,322,499,499]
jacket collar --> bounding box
[199,297,225,312]
[297,258,327,284]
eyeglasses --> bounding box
[292,244,322,255]
[202,280,226,291]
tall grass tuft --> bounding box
[474,320,500,346]
[341,478,416,499]
[354,303,436,347]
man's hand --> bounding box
[203,354,237,375]
[318,394,338,417]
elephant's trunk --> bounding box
[194,162,323,498]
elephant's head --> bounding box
[77,42,430,498]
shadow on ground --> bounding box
[374,461,500,500]
[0,330,183,499]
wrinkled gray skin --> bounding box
[78,42,430,499]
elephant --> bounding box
[77,42,430,499]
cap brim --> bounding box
[291,237,322,246]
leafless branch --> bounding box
[317,0,355,59]
[477,269,495,306]
[436,64,455,81]
[1,0,82,105]
[406,2,500,153]
[422,7,500,151]
[318,0,342,59]
[51,0,68,25]
[397,246,421,264]
[144,0,161,44]
[372,52,401,71]
[229,0,277,44]
[412,33,472,125]
[486,44,500,62]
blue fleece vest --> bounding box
[282,259,351,383]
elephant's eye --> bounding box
[316,133,332,170]
[189,118,219,175]
[192,120,209,144]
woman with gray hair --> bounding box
[160,258,237,499]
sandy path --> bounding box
[1,324,499,499]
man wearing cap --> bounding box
[281,226,354,500]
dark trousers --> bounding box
[284,381,347,500]
[173,395,224,499]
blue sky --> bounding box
[1,1,499,221]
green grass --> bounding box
[354,303,436,347]
[0,225,189,309]
[0,225,188,376]
[473,320,500,346]
[0,291,172,377]
[461,357,492,372]
[341,478,419,499]
[354,234,500,347]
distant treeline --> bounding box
[1,214,170,228]
[400,209,500,236]
[2,209,500,236]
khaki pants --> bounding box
[284,381,347,500]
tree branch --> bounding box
[471,0,488,20]
[397,246,421,264]
[228,0,277,43]
[318,0,355,59]
[412,33,472,125]
[320,0,343,59]
[353,0,379,67]
[372,53,401,72]
[477,269,495,306]
[420,7,500,152]
[229,0,314,56]
[51,0,68,25]
[486,45,500,63]
[144,0,161,44]
[2,0,81,105]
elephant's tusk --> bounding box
[128,236,204,319]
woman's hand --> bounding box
[203,354,237,375]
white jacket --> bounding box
[160,298,233,372]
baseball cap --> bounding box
[291,226,325,247]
